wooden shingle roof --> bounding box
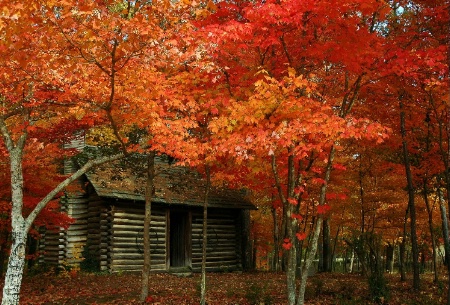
[85,156,255,210]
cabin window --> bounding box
[169,211,190,268]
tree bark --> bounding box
[2,223,27,305]
[200,165,211,305]
[400,101,420,290]
[140,152,155,302]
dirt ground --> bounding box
[1,271,447,304]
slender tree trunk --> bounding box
[422,113,439,282]
[322,218,331,272]
[296,146,335,305]
[385,243,394,273]
[349,250,355,273]
[331,225,341,271]
[423,183,438,282]
[400,101,420,290]
[297,217,322,305]
[285,154,297,305]
[200,166,211,305]
[272,206,280,271]
[438,187,450,305]
[140,152,155,302]
[399,207,408,281]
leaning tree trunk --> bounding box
[140,152,155,302]
[200,166,211,305]
[0,118,124,305]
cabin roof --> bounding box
[85,156,256,210]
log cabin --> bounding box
[38,146,255,273]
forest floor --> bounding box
[2,270,447,305]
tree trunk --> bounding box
[2,142,28,305]
[400,101,420,290]
[423,183,438,282]
[2,224,27,305]
[399,207,408,281]
[0,116,123,305]
[200,166,211,305]
[140,152,155,302]
[438,187,450,305]
[297,217,323,305]
[349,250,355,273]
[385,243,394,273]
[272,206,280,272]
[322,218,331,272]
[297,146,335,305]
[331,225,341,271]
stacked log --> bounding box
[191,209,241,272]
[38,229,66,265]
[107,205,167,272]
[64,195,89,265]
[99,207,111,271]
[85,191,109,270]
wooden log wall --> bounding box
[38,134,89,267]
[64,195,89,265]
[106,204,167,273]
[191,209,241,272]
[86,189,109,270]
[38,229,66,265]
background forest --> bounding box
[0,0,448,304]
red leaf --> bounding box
[296,232,307,241]
[287,197,297,205]
[282,238,292,250]
[317,204,331,214]
[291,213,303,220]
[311,177,326,185]
[332,163,347,171]
[145,296,155,303]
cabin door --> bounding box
[169,211,191,268]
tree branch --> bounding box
[25,152,124,230]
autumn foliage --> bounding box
[0,0,449,304]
